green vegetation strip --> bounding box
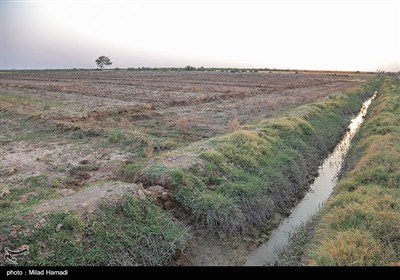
[306,76,399,266]
[13,197,188,266]
[139,78,382,235]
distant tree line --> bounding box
[125,66,262,73]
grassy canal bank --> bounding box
[305,76,399,266]
[277,75,398,266]
[138,78,380,236]
[1,77,382,266]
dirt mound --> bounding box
[35,181,142,214]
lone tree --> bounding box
[95,56,112,70]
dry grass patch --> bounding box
[228,118,240,132]
[310,230,390,266]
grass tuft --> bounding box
[228,118,241,132]
[107,129,123,143]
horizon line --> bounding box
[0,67,391,73]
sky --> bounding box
[1,0,399,71]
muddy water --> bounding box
[244,93,377,266]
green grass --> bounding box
[0,174,63,239]
[306,76,400,266]
[71,129,103,139]
[107,129,124,143]
[0,175,60,212]
[13,196,189,266]
[139,77,382,234]
[0,94,64,109]
[102,127,182,157]
[69,163,100,175]
[276,213,320,266]
[123,163,143,182]
[0,110,105,145]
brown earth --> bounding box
[0,71,368,138]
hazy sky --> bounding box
[1,0,399,71]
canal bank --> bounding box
[273,75,399,266]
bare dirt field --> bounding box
[1,70,368,138]
[0,70,372,265]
